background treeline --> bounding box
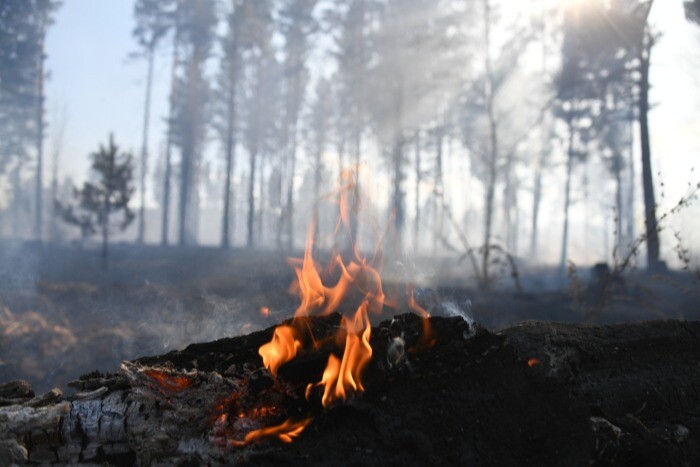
[1,0,699,282]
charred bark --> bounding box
[2,315,699,465]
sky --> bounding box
[43,0,700,261]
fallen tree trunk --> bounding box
[1,315,699,465]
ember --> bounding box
[144,369,194,392]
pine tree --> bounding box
[57,135,135,268]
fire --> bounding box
[407,287,436,351]
[228,417,313,447]
[258,325,301,377]
[233,168,439,449]
[260,306,270,317]
[306,301,373,407]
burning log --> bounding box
[1,315,699,465]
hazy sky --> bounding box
[43,0,700,259]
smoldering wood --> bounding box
[1,314,699,465]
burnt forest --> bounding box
[1,0,700,465]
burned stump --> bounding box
[1,315,699,465]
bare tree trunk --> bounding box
[49,107,66,243]
[626,120,635,250]
[161,27,180,247]
[285,127,298,250]
[247,150,257,248]
[413,130,421,251]
[531,0,549,261]
[12,164,22,238]
[312,150,322,245]
[614,155,623,261]
[482,0,498,285]
[559,121,574,276]
[138,47,155,245]
[102,137,115,270]
[178,51,203,246]
[257,153,266,244]
[221,82,236,248]
[432,126,444,257]
[391,139,405,256]
[34,17,47,243]
[638,38,661,271]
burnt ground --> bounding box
[2,314,698,465]
[1,240,700,397]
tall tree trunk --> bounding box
[257,153,266,243]
[530,168,542,259]
[138,47,155,245]
[247,149,257,248]
[391,139,405,255]
[312,150,322,245]
[34,17,46,242]
[221,79,237,249]
[413,130,421,251]
[626,120,635,250]
[161,27,180,247]
[432,126,444,257]
[559,121,574,276]
[638,38,661,271]
[482,0,497,286]
[614,155,623,261]
[178,53,202,246]
[102,138,115,270]
[12,164,22,237]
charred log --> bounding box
[1,315,699,465]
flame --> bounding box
[258,325,301,377]
[228,417,313,447]
[407,287,436,351]
[306,302,373,407]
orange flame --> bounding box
[258,325,301,377]
[306,302,373,407]
[228,417,313,447]
[407,287,436,351]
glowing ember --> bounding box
[260,306,270,317]
[144,369,194,392]
[259,325,301,377]
[528,358,542,368]
[228,417,313,447]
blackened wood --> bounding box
[0,315,698,465]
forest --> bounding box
[1,1,700,463]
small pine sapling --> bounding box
[57,134,135,267]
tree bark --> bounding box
[34,15,47,242]
[482,0,498,286]
[137,47,155,245]
[247,149,257,248]
[221,72,237,249]
[161,23,181,247]
[559,120,574,276]
[413,130,421,251]
[638,38,661,271]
